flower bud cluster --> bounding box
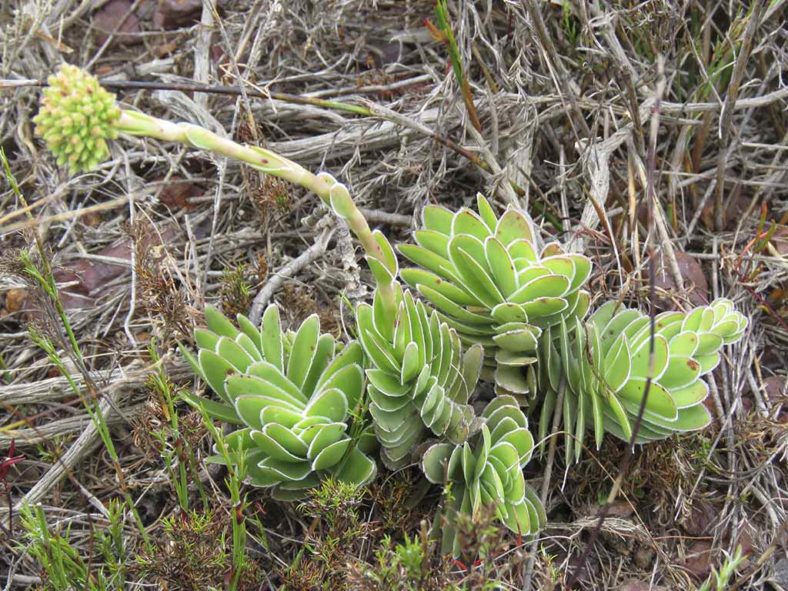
[33,64,120,173]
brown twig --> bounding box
[713,0,767,231]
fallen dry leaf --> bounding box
[52,226,178,310]
[153,0,203,30]
[604,500,635,519]
[3,288,29,314]
[681,500,717,537]
[653,250,709,309]
[683,540,715,579]
[93,0,142,45]
[700,186,753,231]
[157,176,202,211]
[760,375,787,406]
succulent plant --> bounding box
[399,194,591,402]
[31,65,754,558]
[33,64,121,173]
[358,283,484,469]
[184,305,377,499]
[421,395,545,556]
[354,228,484,468]
[538,298,748,461]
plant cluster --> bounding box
[133,508,263,590]
[19,501,127,591]
[32,64,748,556]
[183,304,377,500]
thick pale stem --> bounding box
[118,111,321,202]
[319,173,398,314]
[117,111,395,309]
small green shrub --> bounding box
[18,501,126,591]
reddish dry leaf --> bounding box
[744,375,787,416]
[653,251,709,309]
[681,499,718,537]
[3,288,29,314]
[153,0,203,30]
[157,176,202,210]
[758,375,788,423]
[741,396,754,414]
[604,500,635,519]
[93,0,142,45]
[700,186,752,231]
[52,226,177,310]
[211,44,226,65]
[761,375,787,406]
[683,540,715,579]
[735,525,756,557]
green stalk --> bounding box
[115,110,399,314]
[115,111,385,258]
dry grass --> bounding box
[1,0,786,589]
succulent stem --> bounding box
[119,111,400,310]
[116,111,318,197]
[119,109,398,309]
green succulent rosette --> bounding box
[399,194,591,403]
[355,230,484,469]
[184,305,377,500]
[358,284,484,469]
[538,298,748,461]
[422,395,545,556]
[33,64,121,173]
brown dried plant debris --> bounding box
[1,1,785,589]
[133,509,262,590]
[131,221,191,339]
[279,282,340,338]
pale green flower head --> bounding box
[34,64,121,173]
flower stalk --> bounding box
[35,65,398,311]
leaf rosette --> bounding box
[538,298,748,461]
[421,395,545,556]
[357,280,484,469]
[399,194,591,402]
[184,305,377,499]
